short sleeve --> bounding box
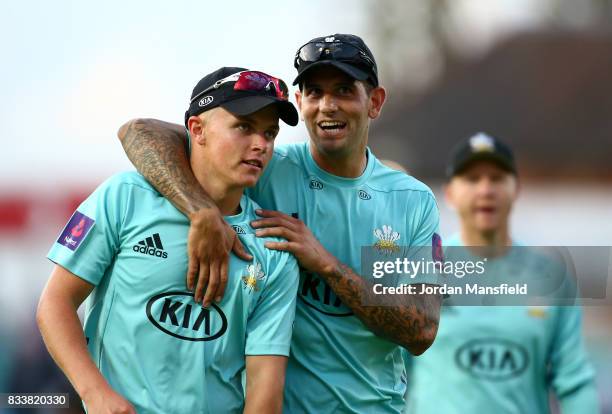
[404,191,442,286]
[47,174,130,285]
[245,252,299,356]
[549,305,600,413]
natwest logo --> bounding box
[146,292,228,341]
[64,236,78,247]
[57,211,95,251]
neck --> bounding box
[309,142,368,178]
[460,224,512,256]
[191,158,242,216]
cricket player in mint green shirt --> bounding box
[405,133,599,413]
[116,34,443,413]
[38,67,300,414]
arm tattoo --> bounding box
[323,263,441,354]
[121,119,214,215]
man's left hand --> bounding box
[251,209,337,276]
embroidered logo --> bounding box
[374,225,400,254]
[198,96,214,107]
[358,190,371,200]
[242,262,265,293]
[469,133,495,153]
[309,179,324,190]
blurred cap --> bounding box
[447,132,517,178]
[293,34,378,87]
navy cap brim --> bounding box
[293,60,370,86]
[447,152,516,179]
[222,96,299,126]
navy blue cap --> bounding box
[447,132,517,178]
[185,67,298,127]
[293,34,378,87]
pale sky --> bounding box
[0,0,549,190]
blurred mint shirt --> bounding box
[246,142,441,414]
[404,235,599,414]
[47,172,298,414]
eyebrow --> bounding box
[235,114,279,130]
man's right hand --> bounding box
[84,387,136,414]
[188,207,253,307]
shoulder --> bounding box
[367,158,434,195]
[96,172,168,206]
[271,142,309,169]
[366,159,437,208]
[104,171,159,192]
[240,196,298,273]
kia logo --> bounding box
[309,179,323,190]
[455,338,528,380]
[146,291,228,341]
[198,96,214,107]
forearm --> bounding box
[244,357,286,414]
[320,262,441,355]
[37,295,110,400]
[118,118,215,216]
[244,386,283,414]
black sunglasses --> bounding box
[294,41,375,69]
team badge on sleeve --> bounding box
[57,211,95,251]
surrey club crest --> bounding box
[374,225,400,254]
[469,132,495,153]
[242,262,265,293]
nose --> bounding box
[319,93,338,114]
[476,177,495,198]
[251,132,268,153]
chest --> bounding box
[432,306,557,379]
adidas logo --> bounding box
[133,233,168,259]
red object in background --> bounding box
[64,192,89,220]
[0,197,30,232]
[0,188,91,234]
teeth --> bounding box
[245,160,261,167]
[319,121,345,128]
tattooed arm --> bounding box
[117,119,252,307]
[253,209,441,355]
[323,265,440,355]
[118,119,210,214]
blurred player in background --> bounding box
[116,34,442,413]
[405,132,599,413]
[37,67,300,414]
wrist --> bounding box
[79,376,112,402]
[188,205,221,223]
[318,257,341,279]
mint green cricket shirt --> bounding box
[48,172,299,414]
[246,142,441,414]
[404,235,598,414]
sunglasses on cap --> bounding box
[294,41,375,69]
[190,70,289,104]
